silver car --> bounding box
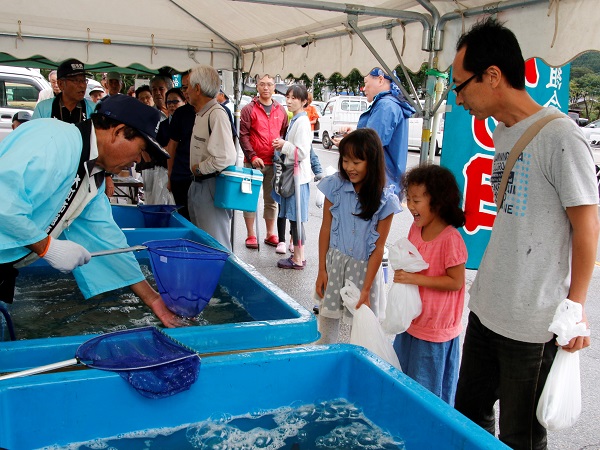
[0,66,50,142]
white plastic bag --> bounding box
[536,349,581,430]
[341,280,401,370]
[142,167,175,205]
[315,166,337,208]
[380,238,429,335]
[536,299,589,430]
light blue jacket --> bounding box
[0,119,144,299]
[357,91,415,194]
[32,97,96,120]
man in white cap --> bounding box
[89,85,105,103]
[11,111,32,130]
[0,95,181,328]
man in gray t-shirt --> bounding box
[451,18,599,450]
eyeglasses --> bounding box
[452,73,478,95]
[258,82,274,87]
[166,99,182,105]
[65,77,88,85]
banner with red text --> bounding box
[441,59,571,269]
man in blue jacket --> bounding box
[357,68,415,195]
[0,95,180,328]
[334,68,415,195]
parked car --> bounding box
[582,119,600,144]
[408,116,445,156]
[408,100,445,156]
[317,96,369,149]
[0,66,50,142]
[312,101,325,115]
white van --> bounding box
[408,116,444,156]
[0,66,51,142]
[317,96,369,149]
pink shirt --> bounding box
[406,223,467,343]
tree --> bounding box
[326,73,345,96]
[344,69,363,95]
[312,73,326,101]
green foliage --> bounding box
[250,64,436,103]
[572,52,600,76]
[569,51,600,119]
[312,73,326,101]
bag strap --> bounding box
[496,113,564,212]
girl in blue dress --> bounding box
[315,128,400,343]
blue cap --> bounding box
[94,95,169,159]
[369,67,393,81]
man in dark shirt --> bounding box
[166,71,195,220]
[31,59,115,197]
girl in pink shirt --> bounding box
[392,164,467,405]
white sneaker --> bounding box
[276,242,287,254]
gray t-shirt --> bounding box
[469,107,598,343]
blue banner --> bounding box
[441,59,571,269]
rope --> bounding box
[277,39,285,70]
[453,0,469,34]
[15,20,23,49]
[343,23,354,55]
[86,28,91,62]
[547,0,561,48]
[150,34,158,64]
[399,21,406,56]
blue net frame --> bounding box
[76,327,200,399]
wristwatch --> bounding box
[194,166,202,176]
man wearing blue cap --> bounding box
[335,67,415,195]
[0,95,181,328]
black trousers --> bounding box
[170,178,192,221]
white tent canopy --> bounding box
[0,0,597,77]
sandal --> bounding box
[245,236,258,249]
[277,256,304,270]
[264,235,279,247]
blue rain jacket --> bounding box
[357,91,415,194]
[0,119,144,299]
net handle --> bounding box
[90,245,147,257]
[0,358,78,381]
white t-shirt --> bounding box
[469,107,598,343]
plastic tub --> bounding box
[0,345,508,450]
[138,205,180,228]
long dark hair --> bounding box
[338,128,386,220]
[402,164,465,228]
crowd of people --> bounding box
[0,17,597,450]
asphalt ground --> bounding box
[230,144,600,450]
